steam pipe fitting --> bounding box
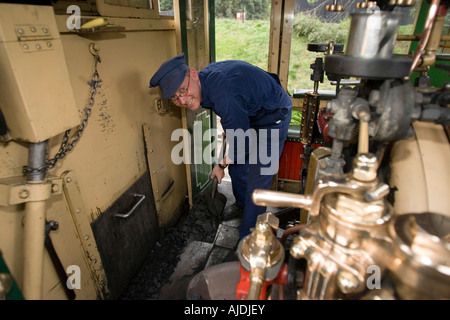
[253,153,381,217]
[253,174,371,217]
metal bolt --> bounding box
[290,236,308,259]
[319,161,327,170]
[48,220,59,231]
[51,184,59,193]
[66,177,72,183]
[19,189,29,199]
[30,26,36,32]
[365,183,390,201]
[36,44,41,50]
[23,43,29,50]
[352,153,378,182]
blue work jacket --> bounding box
[199,60,291,130]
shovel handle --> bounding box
[221,134,227,162]
[211,176,218,198]
[211,134,226,198]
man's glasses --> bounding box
[170,75,190,102]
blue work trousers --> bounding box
[227,107,291,239]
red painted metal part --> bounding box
[278,141,303,180]
[279,141,322,180]
[235,263,288,300]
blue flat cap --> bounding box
[150,53,190,99]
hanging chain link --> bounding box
[23,49,102,174]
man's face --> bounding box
[170,68,201,111]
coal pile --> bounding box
[119,194,222,300]
[179,193,223,243]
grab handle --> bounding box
[114,193,146,219]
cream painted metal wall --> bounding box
[0,3,187,299]
[390,121,450,218]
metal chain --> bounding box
[23,52,102,174]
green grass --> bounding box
[215,17,414,94]
[215,18,338,93]
[215,19,270,70]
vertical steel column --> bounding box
[22,141,47,300]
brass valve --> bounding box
[388,0,415,6]
[355,0,377,8]
[237,213,285,299]
[325,0,344,11]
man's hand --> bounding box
[210,164,225,183]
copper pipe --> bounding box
[407,0,441,79]
[281,223,307,246]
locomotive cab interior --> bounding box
[0,0,449,302]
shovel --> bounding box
[187,175,226,242]
[208,176,227,220]
[182,135,227,243]
[206,134,228,220]
[191,137,227,225]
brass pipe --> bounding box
[247,267,265,300]
[253,176,361,217]
[253,161,377,217]
[358,120,369,154]
[358,111,370,154]
[252,189,313,210]
[397,34,421,41]
[396,33,450,42]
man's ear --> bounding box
[189,67,199,81]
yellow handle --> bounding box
[81,18,109,29]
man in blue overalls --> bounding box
[150,53,292,239]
